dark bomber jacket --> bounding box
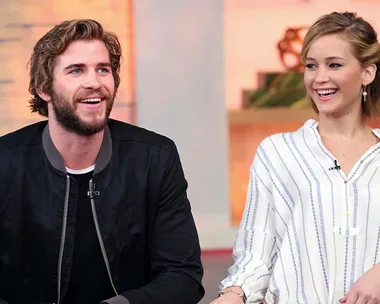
[0,119,204,304]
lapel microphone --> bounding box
[329,159,341,171]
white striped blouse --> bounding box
[220,119,380,303]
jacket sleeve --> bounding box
[0,150,17,304]
[0,148,12,208]
[106,141,204,304]
[0,148,11,304]
[219,139,277,302]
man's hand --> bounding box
[340,263,380,304]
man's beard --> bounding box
[51,89,115,136]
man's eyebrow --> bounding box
[63,62,112,71]
[63,63,85,71]
[97,62,112,67]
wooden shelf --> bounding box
[228,107,317,124]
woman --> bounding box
[212,11,380,304]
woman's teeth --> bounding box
[317,89,338,96]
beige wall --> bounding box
[134,1,231,249]
[0,0,135,135]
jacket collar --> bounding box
[42,123,112,175]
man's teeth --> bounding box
[317,89,338,96]
[81,98,101,103]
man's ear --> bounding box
[36,88,51,102]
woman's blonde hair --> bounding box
[301,12,380,117]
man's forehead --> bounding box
[55,40,111,68]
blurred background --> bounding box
[2,0,380,302]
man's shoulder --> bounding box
[0,121,46,176]
[108,119,175,152]
[0,120,47,150]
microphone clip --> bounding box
[329,159,341,171]
[87,179,100,199]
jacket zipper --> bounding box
[56,175,70,304]
[88,178,118,296]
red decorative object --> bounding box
[277,26,309,71]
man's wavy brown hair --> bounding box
[28,19,122,117]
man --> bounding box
[0,19,204,304]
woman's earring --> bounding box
[363,85,368,102]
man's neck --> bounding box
[48,120,104,170]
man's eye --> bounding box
[71,69,82,74]
[98,68,110,73]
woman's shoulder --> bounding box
[258,119,317,151]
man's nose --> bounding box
[82,71,102,90]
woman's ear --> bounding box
[363,63,377,86]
